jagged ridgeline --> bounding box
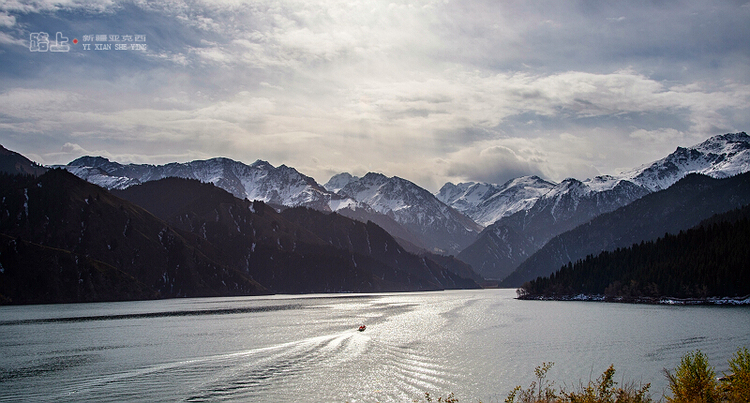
[502,171,750,287]
[456,132,750,281]
[48,132,750,285]
[113,177,479,293]
[518,204,750,301]
[56,156,483,255]
[4,131,750,304]
[0,166,479,304]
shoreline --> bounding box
[517,293,750,305]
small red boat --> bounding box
[357,325,366,332]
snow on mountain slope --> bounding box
[55,131,750,267]
[458,132,750,281]
[436,182,499,211]
[60,156,354,212]
[324,172,359,193]
[60,156,482,254]
[564,132,750,196]
[438,176,556,227]
[626,132,750,191]
[441,132,750,228]
[61,165,142,190]
[457,176,651,280]
[501,171,750,287]
[336,172,482,254]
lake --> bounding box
[1,289,748,402]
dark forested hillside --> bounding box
[114,177,480,294]
[0,233,156,304]
[279,206,481,287]
[0,145,47,177]
[0,170,267,304]
[0,171,479,304]
[502,172,750,287]
[518,205,750,300]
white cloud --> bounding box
[0,32,24,46]
[0,88,84,122]
[445,144,544,185]
[1,63,748,188]
[0,0,116,13]
[629,128,683,143]
[0,12,15,27]
[2,0,750,190]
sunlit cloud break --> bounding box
[1,0,749,191]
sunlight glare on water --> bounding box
[1,289,749,402]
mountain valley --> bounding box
[2,132,750,303]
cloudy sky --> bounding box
[1,0,749,191]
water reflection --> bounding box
[0,290,748,402]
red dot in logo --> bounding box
[73,38,78,44]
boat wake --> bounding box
[46,327,455,403]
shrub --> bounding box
[504,362,558,403]
[723,347,750,403]
[415,392,459,403]
[422,348,749,403]
[504,363,652,403]
[664,350,718,403]
[562,365,652,403]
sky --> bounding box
[1,0,749,192]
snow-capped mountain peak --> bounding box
[335,172,482,254]
[443,132,750,228]
[536,132,750,207]
[456,132,750,280]
[437,182,500,209]
[623,131,750,191]
[58,156,353,212]
[55,132,750,264]
[249,159,273,169]
[338,173,416,213]
[437,175,556,227]
[324,172,360,193]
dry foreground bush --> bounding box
[412,347,750,403]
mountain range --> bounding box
[56,158,480,255]
[7,131,750,296]
[436,176,556,227]
[112,177,478,293]
[327,172,483,254]
[456,132,750,280]
[63,156,350,212]
[0,149,481,304]
[501,171,750,287]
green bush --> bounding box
[418,348,750,403]
[723,347,750,403]
[664,350,718,403]
[562,365,652,403]
[414,392,459,403]
[504,362,557,403]
[662,347,750,403]
[503,363,652,403]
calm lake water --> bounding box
[1,289,748,402]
